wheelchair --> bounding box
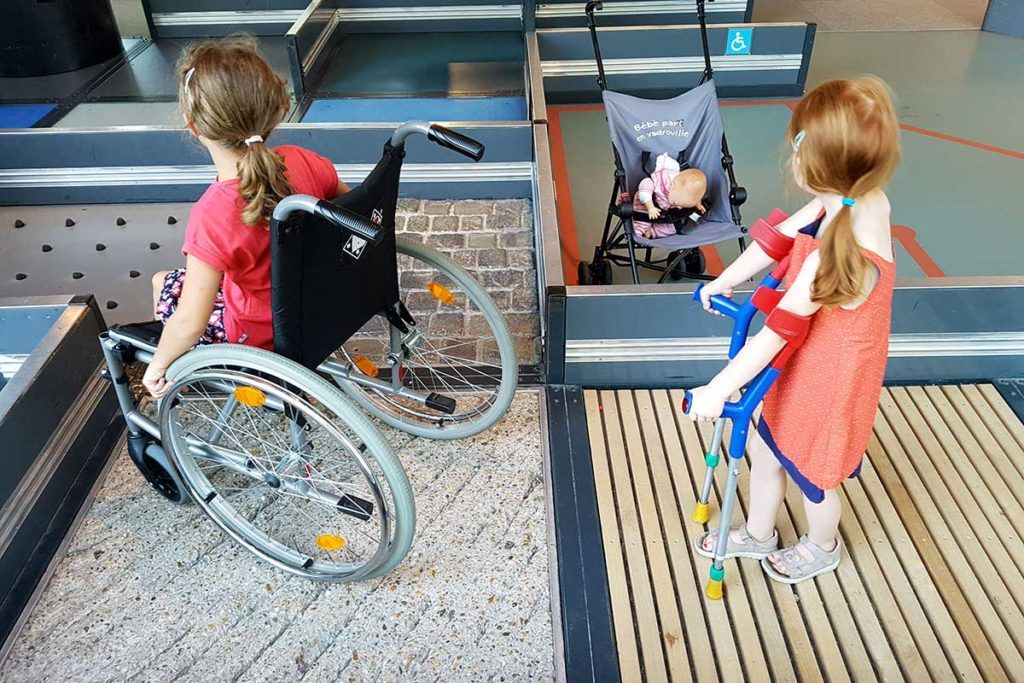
[98,121,519,582]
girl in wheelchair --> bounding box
[144,36,349,399]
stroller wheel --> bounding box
[669,249,706,281]
[594,259,613,285]
[578,260,594,285]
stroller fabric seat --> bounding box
[603,79,744,249]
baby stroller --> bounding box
[98,121,518,582]
[578,0,748,285]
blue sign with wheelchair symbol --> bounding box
[725,28,753,55]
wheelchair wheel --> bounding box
[334,237,518,440]
[158,345,415,581]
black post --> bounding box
[1,0,122,78]
[585,1,608,91]
[696,0,714,83]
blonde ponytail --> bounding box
[237,141,294,226]
[812,201,872,307]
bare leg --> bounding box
[744,429,788,541]
[701,425,783,551]
[152,271,170,318]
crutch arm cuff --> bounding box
[766,307,813,369]
[750,209,794,262]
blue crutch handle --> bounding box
[681,365,782,458]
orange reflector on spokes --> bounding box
[427,281,456,305]
[233,386,266,407]
[316,534,346,551]
[353,355,379,378]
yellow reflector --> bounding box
[427,281,456,305]
[316,534,346,551]
[353,355,379,378]
[233,386,266,407]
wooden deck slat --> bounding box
[876,392,1024,675]
[616,391,691,683]
[641,391,720,683]
[952,385,1024,481]
[909,386,1024,575]
[937,385,1024,509]
[862,433,1005,681]
[600,391,671,682]
[841,476,967,681]
[888,388,1024,628]
[583,391,643,682]
[978,384,1024,451]
[582,385,1023,682]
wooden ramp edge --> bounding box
[583,385,1024,683]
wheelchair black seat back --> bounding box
[271,142,403,371]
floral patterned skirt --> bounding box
[156,268,227,345]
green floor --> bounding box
[557,31,1024,283]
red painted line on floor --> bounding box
[892,224,945,277]
[547,107,583,284]
[898,123,1024,160]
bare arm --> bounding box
[687,250,823,420]
[337,180,350,196]
[143,255,223,398]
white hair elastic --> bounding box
[184,67,196,88]
[244,135,264,146]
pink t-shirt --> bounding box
[183,145,340,350]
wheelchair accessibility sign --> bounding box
[725,28,753,55]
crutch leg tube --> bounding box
[693,418,725,523]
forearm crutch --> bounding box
[689,262,787,525]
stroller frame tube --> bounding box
[583,0,748,285]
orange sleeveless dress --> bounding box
[758,231,895,501]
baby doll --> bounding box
[631,153,708,239]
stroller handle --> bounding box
[389,120,485,162]
[273,194,384,245]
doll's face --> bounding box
[668,169,707,208]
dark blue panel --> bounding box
[994,379,1024,422]
[546,387,620,683]
[303,97,528,122]
[0,105,56,129]
[0,306,65,355]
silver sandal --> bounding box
[761,535,842,584]
[694,525,779,560]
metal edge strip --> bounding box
[565,332,1024,363]
[0,120,535,135]
[525,31,548,122]
[542,54,803,77]
[335,5,523,21]
[537,388,567,683]
[302,10,341,75]
[152,10,305,26]
[0,421,125,667]
[537,0,748,17]
[0,367,108,559]
[532,126,564,293]
[0,162,535,188]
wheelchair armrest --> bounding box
[108,321,163,355]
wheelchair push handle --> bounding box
[273,195,384,245]
[389,120,485,162]
[427,124,485,162]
